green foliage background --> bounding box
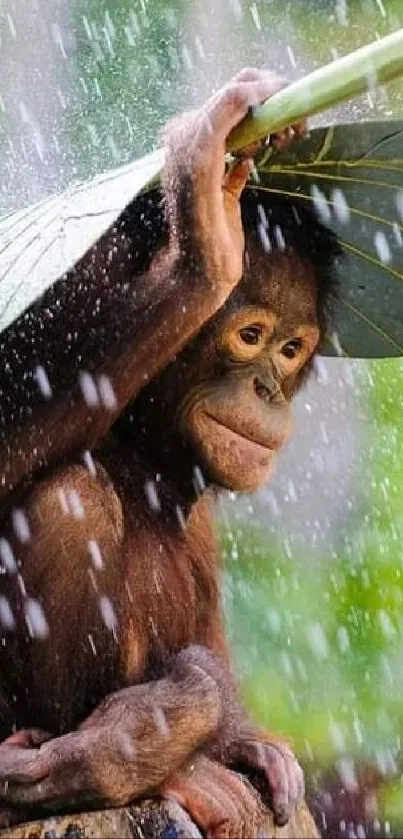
[223,356,403,818]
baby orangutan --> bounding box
[0,69,339,837]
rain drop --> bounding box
[378,609,395,638]
[66,489,85,520]
[311,185,331,224]
[83,450,97,477]
[306,622,329,660]
[34,365,52,400]
[98,375,117,410]
[99,596,118,635]
[0,538,17,574]
[25,599,49,639]
[12,509,30,543]
[88,633,97,656]
[88,540,104,570]
[58,488,70,515]
[250,2,261,30]
[374,0,386,16]
[337,758,358,792]
[7,14,17,38]
[392,222,402,247]
[337,625,350,652]
[154,707,169,736]
[286,45,297,68]
[335,0,348,24]
[0,597,15,631]
[193,465,206,495]
[274,225,286,251]
[144,480,161,513]
[117,729,136,759]
[331,188,350,224]
[79,371,100,408]
[258,223,271,253]
[329,718,345,751]
[374,231,391,265]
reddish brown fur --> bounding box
[0,70,323,837]
[0,448,220,735]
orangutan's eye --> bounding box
[239,325,263,346]
[281,338,302,359]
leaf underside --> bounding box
[0,123,402,358]
[254,121,403,358]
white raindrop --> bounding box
[329,718,345,751]
[378,609,395,638]
[99,596,118,635]
[83,450,97,477]
[34,365,53,400]
[274,225,286,251]
[98,375,117,410]
[331,188,350,224]
[250,2,261,30]
[337,625,350,652]
[306,622,329,660]
[0,596,16,631]
[88,633,97,656]
[79,371,100,408]
[193,466,206,494]
[25,599,49,639]
[374,231,391,264]
[310,185,331,224]
[144,480,161,513]
[58,488,70,515]
[66,489,85,520]
[12,509,30,543]
[335,0,348,25]
[337,758,358,792]
[154,707,169,736]
[117,729,136,759]
[392,222,402,247]
[258,223,271,253]
[88,540,104,570]
[0,538,17,574]
[286,45,297,68]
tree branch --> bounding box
[0,797,320,838]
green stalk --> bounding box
[227,28,403,152]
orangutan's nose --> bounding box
[253,374,281,403]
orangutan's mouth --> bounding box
[204,413,274,454]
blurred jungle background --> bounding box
[1,0,403,835]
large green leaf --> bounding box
[1,122,401,358]
[0,149,164,334]
[1,28,403,356]
[255,121,403,358]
